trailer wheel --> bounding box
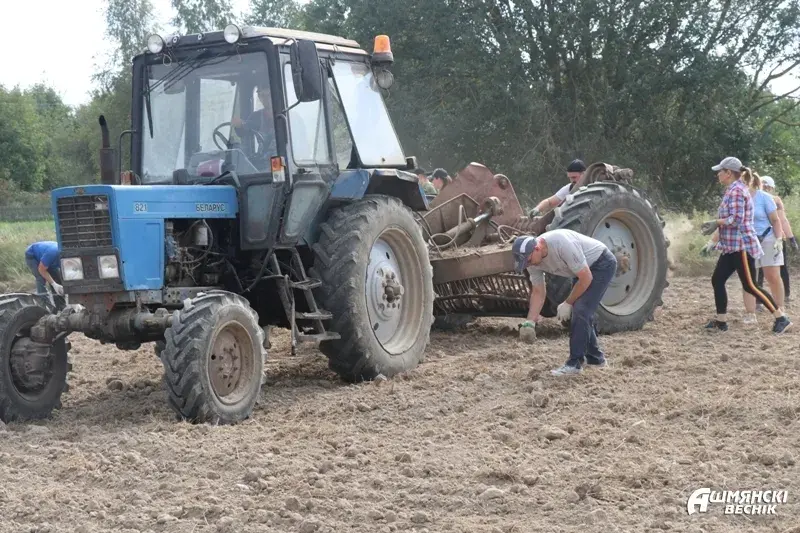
[543,182,669,333]
[310,195,434,382]
[0,293,69,423]
[161,290,265,424]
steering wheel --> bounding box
[213,122,234,151]
[214,120,270,154]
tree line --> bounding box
[1,0,799,212]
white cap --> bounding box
[762,176,775,188]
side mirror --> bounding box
[290,39,323,103]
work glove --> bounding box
[774,239,784,257]
[557,302,573,322]
[789,237,799,251]
[528,207,542,218]
[50,282,64,296]
[700,220,718,236]
[518,320,536,343]
[700,240,716,257]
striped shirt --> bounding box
[715,179,763,258]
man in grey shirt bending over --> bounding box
[512,229,617,376]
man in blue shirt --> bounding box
[24,241,63,296]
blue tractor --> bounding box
[0,26,435,424]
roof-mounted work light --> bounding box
[147,34,165,54]
[224,24,242,44]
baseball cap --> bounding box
[567,159,586,173]
[711,157,743,172]
[512,235,541,272]
[431,168,449,179]
[762,176,775,188]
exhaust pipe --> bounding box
[98,115,117,185]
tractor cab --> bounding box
[126,25,422,249]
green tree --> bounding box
[171,0,234,34]
[0,87,48,191]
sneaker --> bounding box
[586,358,607,368]
[756,304,765,313]
[773,316,792,334]
[551,364,582,376]
[742,314,757,324]
[705,320,728,331]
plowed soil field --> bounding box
[1,276,799,533]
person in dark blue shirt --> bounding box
[24,241,63,295]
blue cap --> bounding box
[512,236,539,272]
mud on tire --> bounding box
[543,181,669,334]
[161,290,265,424]
[0,293,70,423]
[310,195,435,382]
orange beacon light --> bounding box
[372,35,394,64]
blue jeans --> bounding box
[567,249,617,368]
[25,255,61,295]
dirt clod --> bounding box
[479,487,505,500]
[541,427,569,440]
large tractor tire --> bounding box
[542,181,669,334]
[0,293,70,422]
[161,290,265,424]
[310,195,435,382]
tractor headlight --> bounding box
[224,24,241,44]
[98,255,120,279]
[147,34,165,54]
[61,258,84,281]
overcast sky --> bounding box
[0,0,251,107]
[1,0,797,108]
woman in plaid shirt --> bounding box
[701,157,792,334]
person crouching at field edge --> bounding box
[700,157,791,333]
[513,229,617,376]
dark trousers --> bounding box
[712,251,778,315]
[756,262,790,299]
[567,249,617,368]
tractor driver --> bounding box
[529,159,587,218]
[232,82,278,157]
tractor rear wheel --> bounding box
[0,293,70,423]
[311,195,434,382]
[161,290,265,424]
[542,182,669,333]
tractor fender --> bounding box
[330,169,429,211]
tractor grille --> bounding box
[56,195,113,249]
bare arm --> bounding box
[37,262,56,286]
[769,210,784,240]
[774,196,794,238]
[565,265,593,305]
[535,194,561,214]
[527,282,546,322]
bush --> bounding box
[665,194,800,277]
[0,221,56,290]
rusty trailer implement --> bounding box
[418,162,669,334]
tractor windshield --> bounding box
[331,61,406,167]
[141,51,276,184]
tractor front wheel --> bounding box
[0,293,70,423]
[161,290,265,424]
